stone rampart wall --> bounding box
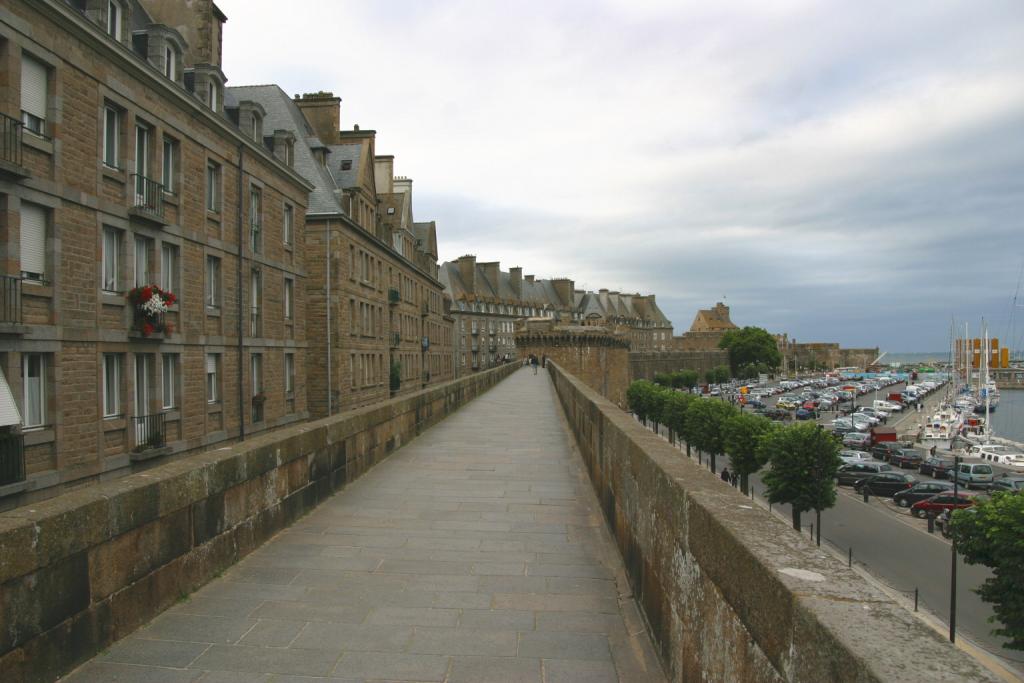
[547,361,996,683]
[629,350,728,382]
[0,363,518,682]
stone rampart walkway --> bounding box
[65,368,666,683]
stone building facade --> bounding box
[226,88,454,417]
[440,255,673,375]
[672,301,737,352]
[0,0,313,506]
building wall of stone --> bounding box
[1,0,312,506]
[629,350,729,383]
[546,362,999,683]
[450,311,519,376]
[515,330,631,406]
[0,363,519,682]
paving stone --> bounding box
[472,562,526,576]
[250,601,369,624]
[366,607,460,627]
[493,594,620,613]
[222,566,302,585]
[100,637,209,667]
[292,622,414,653]
[137,614,258,644]
[544,576,618,596]
[543,658,618,682]
[64,662,203,682]
[519,632,612,661]
[170,597,266,619]
[408,627,518,656]
[458,609,535,631]
[448,655,542,683]
[332,652,449,681]
[237,619,307,647]
[478,576,549,594]
[432,591,494,609]
[535,612,626,634]
[195,672,273,683]
[190,645,341,677]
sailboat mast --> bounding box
[984,323,990,440]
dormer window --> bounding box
[250,116,258,140]
[208,82,218,112]
[341,160,352,171]
[164,45,177,80]
[107,1,122,40]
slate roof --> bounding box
[225,85,343,215]
[329,143,363,190]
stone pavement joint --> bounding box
[64,367,667,682]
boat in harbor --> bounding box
[919,403,963,451]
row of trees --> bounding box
[625,380,841,531]
[653,366,732,389]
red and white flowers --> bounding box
[126,285,176,337]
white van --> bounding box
[951,462,995,489]
[874,400,902,412]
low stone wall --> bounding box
[547,362,997,683]
[0,363,518,682]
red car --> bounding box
[910,493,974,518]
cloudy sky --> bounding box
[219,0,1024,353]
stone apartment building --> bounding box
[0,0,313,506]
[440,255,673,374]
[226,88,453,416]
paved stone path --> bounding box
[65,368,666,683]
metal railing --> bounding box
[251,395,265,423]
[132,412,165,452]
[1,113,23,168]
[0,275,22,324]
[389,331,400,347]
[388,288,400,305]
[131,174,165,219]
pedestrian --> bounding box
[530,354,538,375]
[730,471,739,487]
[930,445,936,457]
[720,467,730,483]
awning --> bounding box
[0,369,22,427]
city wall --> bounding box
[629,350,729,384]
[0,363,518,682]
[546,361,997,683]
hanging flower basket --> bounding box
[126,284,176,337]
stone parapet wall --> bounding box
[546,361,997,683]
[0,363,518,682]
[630,349,729,383]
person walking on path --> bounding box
[721,467,731,483]
[530,354,539,375]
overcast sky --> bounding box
[219,0,1024,353]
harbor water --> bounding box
[989,388,1024,443]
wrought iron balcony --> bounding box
[421,301,429,316]
[130,174,166,221]
[388,288,400,305]
[0,113,26,174]
[132,412,166,452]
[389,331,401,347]
[0,275,22,324]
[0,432,25,487]
[251,394,265,423]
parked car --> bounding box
[843,432,871,450]
[794,408,816,420]
[889,448,924,469]
[839,449,870,465]
[763,408,789,421]
[919,456,957,479]
[951,462,995,490]
[989,474,1024,493]
[836,462,893,486]
[870,442,904,461]
[910,493,975,518]
[893,481,954,507]
[853,472,917,497]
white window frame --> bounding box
[161,354,177,409]
[164,45,176,81]
[205,255,220,308]
[19,202,46,283]
[251,353,263,397]
[20,54,48,136]
[160,242,178,293]
[162,137,176,194]
[206,162,220,212]
[207,81,218,111]
[134,235,150,288]
[283,204,293,245]
[206,354,219,403]
[284,353,295,396]
[107,0,122,40]
[22,353,46,429]
[284,277,293,321]
[249,186,262,252]
[103,353,121,418]
[250,269,261,336]
[103,105,120,169]
[102,226,121,293]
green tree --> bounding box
[951,492,1024,650]
[722,411,773,494]
[759,422,840,532]
[683,399,737,473]
[389,360,401,392]
[660,391,694,449]
[676,369,699,390]
[719,326,782,375]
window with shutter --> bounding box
[206,354,219,402]
[19,202,46,282]
[20,55,48,135]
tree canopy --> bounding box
[758,422,840,530]
[683,398,735,473]
[722,411,774,494]
[951,492,1024,650]
[719,326,782,375]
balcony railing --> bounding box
[1,113,23,168]
[250,307,260,337]
[388,288,400,305]
[251,394,265,423]
[422,371,430,383]
[0,432,25,487]
[0,275,22,324]
[389,331,401,347]
[131,174,165,220]
[421,301,429,316]
[132,413,165,452]
[471,327,479,336]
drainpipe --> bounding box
[326,219,332,416]
[236,143,246,441]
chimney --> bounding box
[551,278,574,307]
[457,255,476,294]
[599,288,609,310]
[294,92,341,145]
[374,155,395,194]
[480,262,499,292]
[525,274,535,283]
[509,267,522,297]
